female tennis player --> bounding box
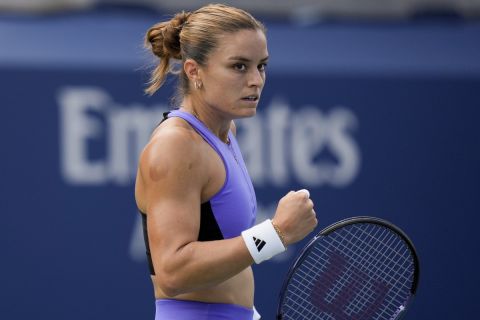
[135,4,317,320]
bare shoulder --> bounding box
[138,118,204,185]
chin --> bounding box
[238,107,257,118]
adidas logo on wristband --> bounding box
[253,237,266,252]
[242,219,286,264]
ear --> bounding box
[184,58,201,82]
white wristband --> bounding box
[241,219,286,264]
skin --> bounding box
[135,28,317,308]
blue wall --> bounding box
[2,10,480,319]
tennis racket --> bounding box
[277,216,420,320]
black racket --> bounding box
[277,216,420,320]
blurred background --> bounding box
[1,0,480,319]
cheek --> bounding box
[204,83,232,106]
[206,74,242,99]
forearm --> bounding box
[156,236,253,296]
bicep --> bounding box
[140,132,204,268]
[147,186,201,261]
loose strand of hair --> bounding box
[145,56,170,96]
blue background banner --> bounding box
[2,11,480,320]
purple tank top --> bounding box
[167,109,257,239]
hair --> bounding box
[144,4,266,97]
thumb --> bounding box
[296,189,310,199]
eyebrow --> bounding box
[228,56,269,62]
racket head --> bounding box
[277,216,420,320]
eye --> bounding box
[258,63,267,72]
[233,63,247,71]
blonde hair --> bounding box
[144,4,266,96]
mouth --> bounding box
[241,95,259,102]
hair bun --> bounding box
[145,11,191,60]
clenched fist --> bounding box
[271,189,318,246]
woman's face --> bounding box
[197,28,268,119]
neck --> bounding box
[181,96,231,144]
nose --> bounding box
[248,68,265,88]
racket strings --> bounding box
[308,228,409,308]
[325,225,413,318]
[332,226,413,300]
[326,226,412,318]
[281,223,415,320]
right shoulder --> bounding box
[138,118,203,184]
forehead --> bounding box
[210,29,268,61]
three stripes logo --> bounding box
[253,237,266,252]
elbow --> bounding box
[154,247,195,297]
[157,272,184,297]
[159,285,180,298]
